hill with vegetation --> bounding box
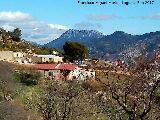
[45,29,160,60]
[0,50,160,120]
[0,27,160,120]
[0,27,59,55]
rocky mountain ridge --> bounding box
[45,29,160,60]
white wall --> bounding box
[68,68,95,80]
[13,52,24,58]
[0,51,14,61]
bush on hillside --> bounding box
[14,69,41,86]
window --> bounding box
[49,71,53,76]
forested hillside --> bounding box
[0,28,58,55]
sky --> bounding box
[0,0,160,44]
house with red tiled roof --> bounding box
[34,63,95,80]
[57,64,78,71]
[34,64,60,80]
[57,64,79,80]
[34,64,57,70]
[34,63,79,80]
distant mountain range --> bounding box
[45,29,104,49]
[45,29,160,60]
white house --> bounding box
[52,50,59,55]
[34,63,95,80]
[70,68,95,80]
[0,51,25,63]
[0,51,13,61]
[32,54,63,63]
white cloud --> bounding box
[1,24,15,31]
[48,24,68,30]
[0,11,34,22]
[87,14,120,21]
[142,13,160,20]
[0,11,69,44]
[33,28,39,31]
[74,22,102,30]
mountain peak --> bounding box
[63,29,104,36]
[45,29,104,49]
[111,31,129,36]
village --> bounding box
[0,25,160,120]
[0,49,133,81]
[0,27,130,82]
[0,29,160,120]
[1,0,160,119]
[0,50,94,80]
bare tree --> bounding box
[34,80,102,120]
[92,55,160,120]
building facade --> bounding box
[32,54,63,63]
[0,51,26,63]
[34,63,95,80]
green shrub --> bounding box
[14,70,41,86]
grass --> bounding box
[13,85,41,111]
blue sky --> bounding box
[0,0,160,44]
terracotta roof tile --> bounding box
[34,64,78,71]
[34,64,57,70]
[58,64,78,71]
